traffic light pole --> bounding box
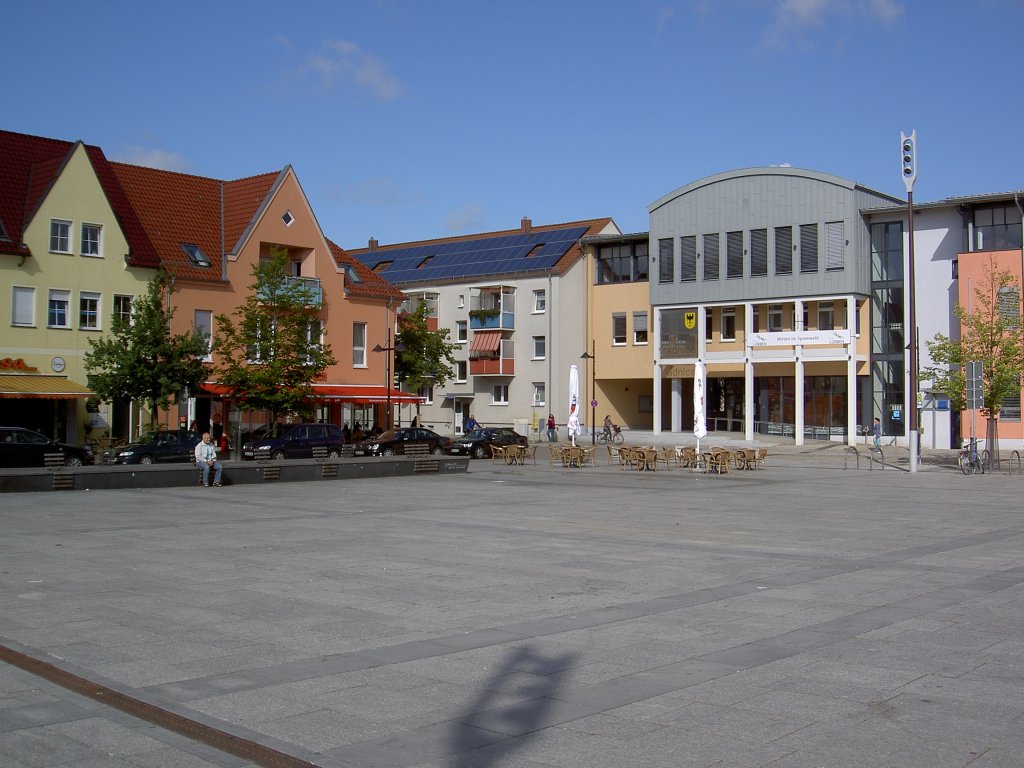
[902,131,919,474]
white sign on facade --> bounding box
[747,329,851,348]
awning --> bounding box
[0,374,94,399]
[469,330,501,353]
[443,393,475,400]
[200,382,422,404]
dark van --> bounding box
[242,423,344,460]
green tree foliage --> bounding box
[923,255,1024,458]
[212,249,335,420]
[84,269,208,427]
[395,301,457,393]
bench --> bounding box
[44,452,75,490]
[404,443,439,472]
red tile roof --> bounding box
[327,239,404,301]
[0,129,157,265]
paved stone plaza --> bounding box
[2,450,1023,767]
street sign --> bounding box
[966,361,984,409]
[591,400,598,408]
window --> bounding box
[774,226,793,275]
[81,223,102,256]
[801,305,808,330]
[721,308,736,341]
[633,311,648,344]
[113,295,132,327]
[533,382,546,406]
[1000,391,1021,422]
[456,360,467,382]
[194,310,213,361]
[658,238,674,283]
[596,242,649,284]
[752,305,760,333]
[247,316,274,363]
[726,231,743,279]
[79,292,100,329]
[825,221,844,271]
[705,308,713,341]
[975,204,1023,251]
[703,233,719,281]
[12,287,34,326]
[50,220,71,253]
[48,289,70,327]
[352,322,366,366]
[456,320,468,343]
[181,243,210,267]
[533,289,546,313]
[800,224,818,273]
[532,336,546,359]
[750,229,767,276]
[492,384,509,404]
[871,222,904,282]
[304,321,323,363]
[612,313,627,345]
[818,302,834,331]
[458,294,465,308]
[768,304,784,332]
[418,384,434,404]
[680,236,696,282]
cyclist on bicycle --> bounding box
[602,415,615,440]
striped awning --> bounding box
[469,330,501,352]
[0,374,94,399]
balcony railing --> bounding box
[469,310,515,330]
[257,276,322,306]
[469,357,515,376]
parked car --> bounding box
[0,427,95,467]
[102,429,202,465]
[242,423,344,460]
[351,427,452,457]
[453,427,528,459]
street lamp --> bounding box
[373,329,406,431]
[580,341,596,445]
[901,130,919,473]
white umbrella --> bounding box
[567,364,582,446]
[693,360,707,455]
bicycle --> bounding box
[958,438,989,475]
[597,425,624,445]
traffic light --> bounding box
[900,130,917,193]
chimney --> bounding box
[520,216,532,232]
[368,237,378,251]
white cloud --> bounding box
[114,146,190,172]
[762,0,905,50]
[307,39,402,101]
[445,203,486,233]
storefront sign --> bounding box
[747,329,851,347]
[0,357,39,372]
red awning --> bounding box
[201,382,421,404]
[469,330,501,352]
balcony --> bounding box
[469,335,514,376]
[469,287,515,330]
[468,308,515,331]
[259,276,322,307]
[470,357,515,376]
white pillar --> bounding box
[846,295,858,446]
[745,359,754,441]
[795,357,805,446]
[672,377,683,433]
[653,361,662,435]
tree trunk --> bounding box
[986,415,999,468]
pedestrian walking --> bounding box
[546,413,557,442]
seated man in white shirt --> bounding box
[194,432,223,487]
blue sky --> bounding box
[8,1,1024,246]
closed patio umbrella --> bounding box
[567,364,582,446]
[693,360,707,455]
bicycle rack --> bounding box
[843,446,883,470]
[1008,450,1021,476]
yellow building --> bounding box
[1,130,158,444]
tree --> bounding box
[923,255,1024,463]
[84,269,208,429]
[395,301,457,396]
[212,249,335,420]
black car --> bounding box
[352,427,452,457]
[0,427,94,467]
[453,427,528,459]
[102,429,202,465]
[242,423,344,460]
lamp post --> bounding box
[372,328,405,431]
[580,341,596,445]
[901,130,919,473]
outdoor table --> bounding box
[504,445,525,465]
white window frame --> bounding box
[81,223,102,257]
[533,382,546,407]
[532,335,546,360]
[458,294,465,308]
[12,286,35,327]
[352,322,367,367]
[612,313,627,346]
[817,301,835,331]
[113,294,132,327]
[195,309,213,362]
[456,320,468,343]
[720,308,736,341]
[418,384,434,404]
[50,219,71,253]
[455,360,468,383]
[48,289,71,328]
[492,384,509,405]
[768,304,784,332]
[633,311,648,345]
[79,291,101,330]
[533,289,546,313]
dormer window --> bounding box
[181,243,210,267]
[346,265,363,283]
